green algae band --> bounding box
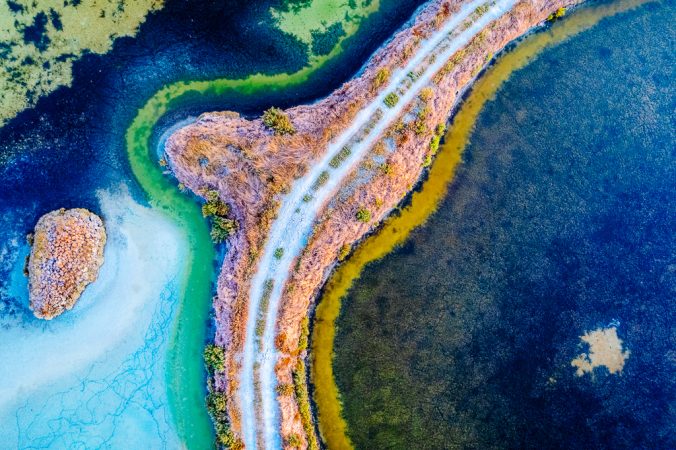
[310,0,655,448]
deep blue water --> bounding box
[333,2,675,449]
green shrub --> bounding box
[201,190,229,218]
[206,392,228,417]
[380,163,393,175]
[384,92,399,108]
[548,7,566,22]
[298,317,310,352]
[356,208,371,223]
[262,107,296,135]
[329,146,351,168]
[302,194,312,202]
[274,247,284,259]
[211,217,237,243]
[413,119,427,136]
[204,344,225,372]
[373,67,390,89]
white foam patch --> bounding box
[0,187,187,448]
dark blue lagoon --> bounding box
[332,1,675,449]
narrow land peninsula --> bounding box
[164,0,583,447]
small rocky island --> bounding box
[26,208,106,320]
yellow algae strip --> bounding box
[311,0,652,448]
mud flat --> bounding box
[165,0,584,447]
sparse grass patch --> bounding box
[384,92,399,108]
[313,171,330,190]
[329,146,351,168]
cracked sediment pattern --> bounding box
[166,0,585,446]
[0,189,187,448]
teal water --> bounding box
[333,2,675,449]
[0,0,427,447]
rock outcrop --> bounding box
[27,208,106,320]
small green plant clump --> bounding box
[298,316,310,352]
[262,107,296,135]
[474,4,490,16]
[373,67,390,89]
[302,194,312,202]
[274,247,284,259]
[356,208,372,223]
[384,92,399,108]
[204,344,225,372]
[329,146,352,168]
[547,7,566,22]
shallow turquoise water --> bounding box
[333,2,675,448]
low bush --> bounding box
[373,67,390,90]
[262,107,296,135]
[356,208,371,223]
[274,247,284,259]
